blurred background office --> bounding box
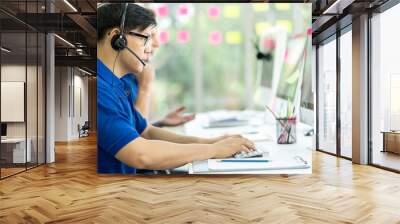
[144,3,312,121]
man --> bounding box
[97,3,255,174]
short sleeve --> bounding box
[133,107,147,134]
[97,85,140,156]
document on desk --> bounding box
[242,132,273,142]
[207,156,309,172]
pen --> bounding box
[218,159,270,163]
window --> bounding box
[371,3,400,171]
[317,37,337,154]
[340,29,352,158]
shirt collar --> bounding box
[97,59,135,87]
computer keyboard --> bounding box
[205,118,248,128]
[234,149,266,158]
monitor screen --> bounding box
[276,35,307,102]
[259,37,275,89]
[300,37,313,110]
[253,26,287,109]
[1,123,7,137]
[300,42,314,126]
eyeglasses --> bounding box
[126,31,151,47]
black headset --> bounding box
[254,40,272,61]
[111,3,146,66]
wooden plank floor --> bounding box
[1,134,400,224]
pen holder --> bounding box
[275,117,296,144]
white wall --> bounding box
[72,72,89,138]
[54,67,89,141]
[1,65,31,138]
[55,66,69,141]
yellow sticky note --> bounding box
[223,5,240,18]
[255,22,271,36]
[275,3,290,11]
[276,20,292,33]
[225,31,242,44]
[252,3,269,12]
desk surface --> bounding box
[1,138,27,143]
[175,110,313,174]
[381,131,400,134]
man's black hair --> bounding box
[97,3,156,41]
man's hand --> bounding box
[205,134,242,144]
[135,65,156,118]
[136,64,155,91]
[154,106,195,127]
[211,136,255,159]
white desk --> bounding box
[1,138,31,163]
[175,110,313,174]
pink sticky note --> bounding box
[208,6,220,18]
[263,38,275,49]
[178,4,189,16]
[177,30,190,44]
[208,31,222,45]
[159,31,169,44]
[157,5,169,17]
[307,27,312,36]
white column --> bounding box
[352,14,369,164]
[46,32,55,163]
[45,0,55,163]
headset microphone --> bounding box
[256,52,272,61]
[125,46,146,66]
[111,3,146,66]
[253,39,272,61]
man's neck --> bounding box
[97,44,127,79]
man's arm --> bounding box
[141,124,214,144]
[135,88,151,118]
[135,65,155,118]
[115,135,255,170]
[115,138,214,170]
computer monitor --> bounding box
[274,34,308,117]
[1,123,7,138]
[299,42,315,127]
[253,26,287,108]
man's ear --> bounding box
[108,28,121,37]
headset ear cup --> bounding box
[111,34,127,51]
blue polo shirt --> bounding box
[97,59,147,174]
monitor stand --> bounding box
[304,129,314,136]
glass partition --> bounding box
[317,37,337,155]
[0,0,46,179]
[1,30,28,178]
